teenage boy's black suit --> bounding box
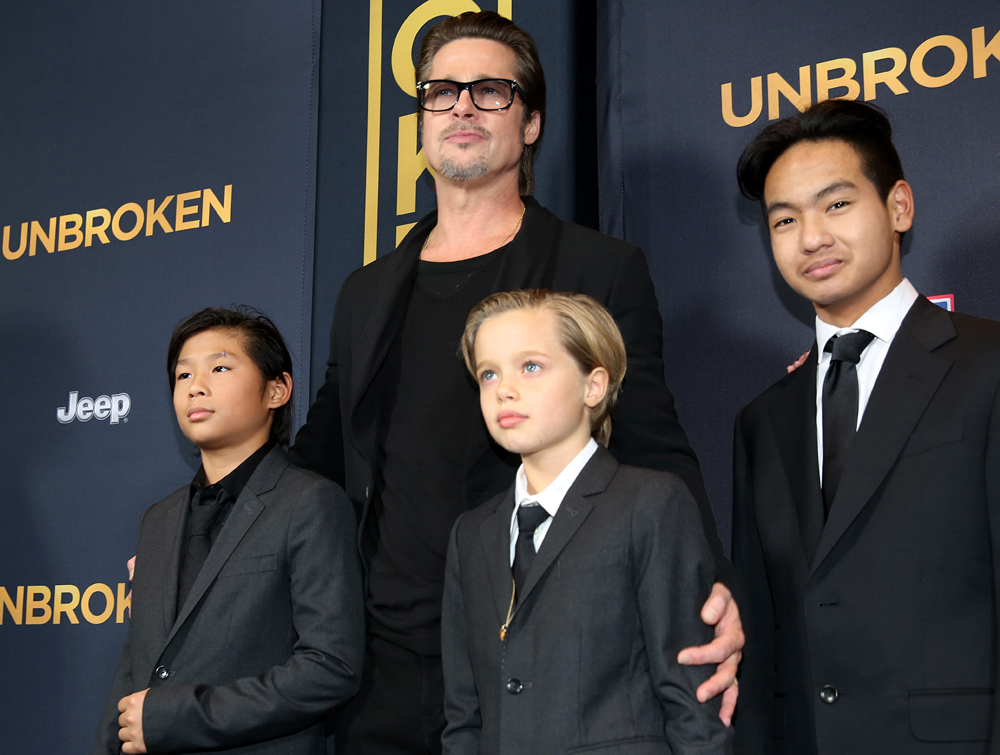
[733,296,1000,754]
[94,446,365,755]
[441,446,732,755]
[290,197,730,587]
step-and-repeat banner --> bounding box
[597,1,1000,547]
[0,1,320,750]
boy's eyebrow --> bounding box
[175,351,233,366]
[766,180,858,217]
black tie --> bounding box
[177,485,230,612]
[822,330,875,517]
[512,504,550,601]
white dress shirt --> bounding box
[815,278,919,484]
[509,438,599,565]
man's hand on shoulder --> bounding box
[677,582,744,727]
[118,688,148,754]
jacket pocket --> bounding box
[909,688,993,742]
[220,554,277,577]
[566,735,669,754]
[899,418,963,458]
[558,547,627,575]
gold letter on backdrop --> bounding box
[863,47,909,100]
[721,77,763,128]
[910,35,968,88]
[816,58,861,102]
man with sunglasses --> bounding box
[290,11,743,755]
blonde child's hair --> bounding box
[461,290,627,445]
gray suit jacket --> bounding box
[94,446,365,755]
[441,446,732,755]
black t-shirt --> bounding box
[365,248,505,655]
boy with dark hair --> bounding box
[732,100,1000,753]
[441,290,732,755]
[95,307,365,755]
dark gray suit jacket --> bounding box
[94,447,365,755]
[441,446,732,755]
[733,296,1000,754]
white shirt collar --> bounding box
[815,278,919,357]
[513,438,599,518]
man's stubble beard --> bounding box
[431,119,526,184]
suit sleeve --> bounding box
[140,481,366,753]
[93,615,132,754]
[93,513,149,755]
[730,409,775,753]
[440,515,482,755]
[605,245,733,586]
[986,379,1000,753]
[288,270,360,486]
[633,475,732,754]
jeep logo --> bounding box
[56,391,131,425]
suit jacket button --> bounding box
[155,665,170,680]
[506,679,523,694]
[819,685,838,704]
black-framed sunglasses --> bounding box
[416,79,525,112]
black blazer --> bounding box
[290,197,731,587]
[94,447,365,755]
[732,296,1000,754]
[441,446,732,755]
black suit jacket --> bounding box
[94,447,365,755]
[441,446,732,755]
[290,197,731,592]
[732,296,1000,754]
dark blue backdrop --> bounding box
[0,2,320,750]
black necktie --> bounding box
[822,330,875,517]
[177,485,230,612]
[512,503,550,601]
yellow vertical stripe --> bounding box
[497,0,512,19]
[364,0,384,266]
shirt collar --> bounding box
[191,440,275,501]
[815,278,918,357]
[513,438,599,518]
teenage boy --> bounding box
[94,308,365,755]
[441,290,732,755]
[732,99,1000,754]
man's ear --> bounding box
[584,367,609,409]
[523,109,542,146]
[266,372,293,409]
[888,179,914,234]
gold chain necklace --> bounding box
[422,203,525,258]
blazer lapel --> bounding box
[490,196,561,295]
[480,490,517,623]
[513,448,617,611]
[768,347,825,565]
[153,488,189,637]
[811,297,956,573]
[461,198,563,477]
[164,448,287,644]
[348,212,433,434]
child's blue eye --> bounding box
[524,362,540,373]
[480,370,496,382]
